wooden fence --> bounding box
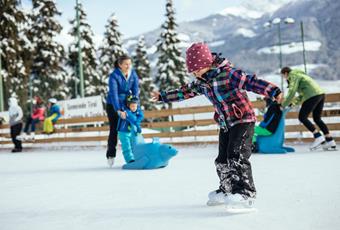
[0,93,339,147]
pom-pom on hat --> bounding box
[186,42,213,73]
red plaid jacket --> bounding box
[160,63,281,129]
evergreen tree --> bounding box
[0,0,27,109]
[67,2,100,97]
[97,13,125,99]
[133,35,156,111]
[28,0,66,100]
[155,0,189,97]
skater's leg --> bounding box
[118,132,134,163]
[31,118,40,133]
[215,129,230,193]
[11,123,23,151]
[312,95,330,135]
[225,123,256,198]
[299,96,319,133]
[106,104,118,159]
[23,116,32,134]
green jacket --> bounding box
[282,70,324,107]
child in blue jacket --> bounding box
[117,95,144,163]
[43,98,61,134]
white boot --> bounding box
[224,193,255,209]
[16,133,27,141]
[310,136,325,151]
[207,189,226,206]
[26,132,35,141]
[107,157,115,167]
[322,140,337,151]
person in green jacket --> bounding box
[280,67,336,151]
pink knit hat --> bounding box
[186,43,213,73]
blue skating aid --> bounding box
[122,137,178,170]
[257,108,295,154]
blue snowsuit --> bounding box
[117,107,144,163]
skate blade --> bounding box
[206,200,224,206]
[225,207,257,214]
[322,147,337,151]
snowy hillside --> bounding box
[0,145,339,230]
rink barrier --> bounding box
[0,93,339,147]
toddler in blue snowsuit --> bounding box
[117,95,144,163]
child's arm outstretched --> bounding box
[152,82,202,103]
[230,69,282,100]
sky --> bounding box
[22,0,239,39]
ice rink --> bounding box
[0,145,339,230]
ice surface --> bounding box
[0,145,339,230]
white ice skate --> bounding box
[310,136,325,151]
[16,133,27,141]
[224,193,256,213]
[322,140,337,151]
[26,133,35,141]
[107,157,115,167]
[207,189,226,206]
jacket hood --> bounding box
[8,97,18,107]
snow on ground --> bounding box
[0,145,339,230]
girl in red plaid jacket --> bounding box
[152,43,282,209]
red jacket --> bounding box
[31,106,45,121]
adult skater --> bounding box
[280,67,337,151]
[151,43,282,210]
[106,55,139,167]
[8,97,23,152]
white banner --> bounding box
[58,96,104,118]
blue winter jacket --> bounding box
[117,107,144,133]
[49,104,61,123]
[106,68,139,111]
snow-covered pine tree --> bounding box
[67,2,100,98]
[133,35,156,111]
[0,0,28,109]
[27,0,66,100]
[155,0,189,98]
[97,13,125,99]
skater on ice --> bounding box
[152,42,283,211]
[117,94,144,165]
[280,67,337,151]
[106,54,140,167]
[8,97,23,153]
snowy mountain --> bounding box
[124,0,340,80]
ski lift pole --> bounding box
[300,21,307,74]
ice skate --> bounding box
[224,193,256,213]
[207,189,226,206]
[107,157,115,167]
[322,140,337,151]
[16,133,27,141]
[24,132,35,141]
[310,136,325,151]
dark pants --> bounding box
[106,104,119,158]
[23,116,40,133]
[11,123,23,150]
[299,94,329,135]
[215,123,256,198]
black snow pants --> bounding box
[215,122,256,198]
